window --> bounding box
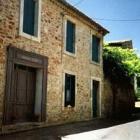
[23,0,36,35]
[66,20,75,54]
[92,35,100,63]
[20,0,41,39]
[65,73,75,107]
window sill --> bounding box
[64,51,76,58]
[19,32,41,42]
[65,105,74,108]
[90,60,101,66]
[62,105,76,111]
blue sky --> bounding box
[67,0,140,52]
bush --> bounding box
[103,45,140,87]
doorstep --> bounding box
[0,122,46,135]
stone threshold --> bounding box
[0,122,47,135]
[0,118,98,135]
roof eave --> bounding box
[58,0,109,36]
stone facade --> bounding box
[0,0,108,133]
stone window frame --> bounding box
[90,77,102,118]
[62,70,77,110]
[63,16,77,57]
[90,33,102,66]
[19,0,41,42]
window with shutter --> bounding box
[20,0,41,40]
[65,73,75,107]
[23,0,35,35]
[66,20,75,54]
[92,35,100,63]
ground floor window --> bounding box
[64,73,75,107]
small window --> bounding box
[66,20,75,53]
[20,0,40,38]
[65,73,75,107]
[92,35,100,63]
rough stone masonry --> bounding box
[0,0,108,133]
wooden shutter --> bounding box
[92,35,100,62]
[71,75,75,107]
[23,0,35,35]
[66,20,75,53]
[93,80,99,117]
[65,74,70,107]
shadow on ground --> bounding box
[0,116,140,140]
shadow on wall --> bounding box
[104,78,135,119]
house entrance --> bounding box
[13,65,36,122]
[3,46,48,124]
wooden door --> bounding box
[92,80,99,118]
[4,46,48,124]
[13,65,36,123]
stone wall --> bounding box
[104,78,135,118]
[0,0,105,132]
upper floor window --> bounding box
[20,0,41,40]
[92,35,100,63]
[65,73,75,107]
[65,20,75,54]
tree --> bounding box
[103,45,140,117]
[103,45,140,87]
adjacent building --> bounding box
[107,40,133,49]
[0,0,108,133]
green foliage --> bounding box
[135,77,140,100]
[103,45,140,86]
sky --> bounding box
[67,0,140,52]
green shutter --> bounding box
[23,0,35,35]
[65,74,71,107]
[66,20,75,53]
[93,81,99,117]
[92,35,100,62]
[71,75,75,107]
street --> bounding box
[0,118,139,140]
[62,120,140,140]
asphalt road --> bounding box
[0,118,139,140]
[62,120,140,140]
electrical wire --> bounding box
[73,0,85,6]
[68,0,140,22]
[93,17,140,22]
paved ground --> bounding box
[135,101,140,107]
[62,120,140,140]
[0,117,139,140]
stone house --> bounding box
[0,0,108,133]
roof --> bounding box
[106,39,132,44]
[106,40,133,49]
[58,0,109,35]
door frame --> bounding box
[3,45,48,125]
[90,77,102,118]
